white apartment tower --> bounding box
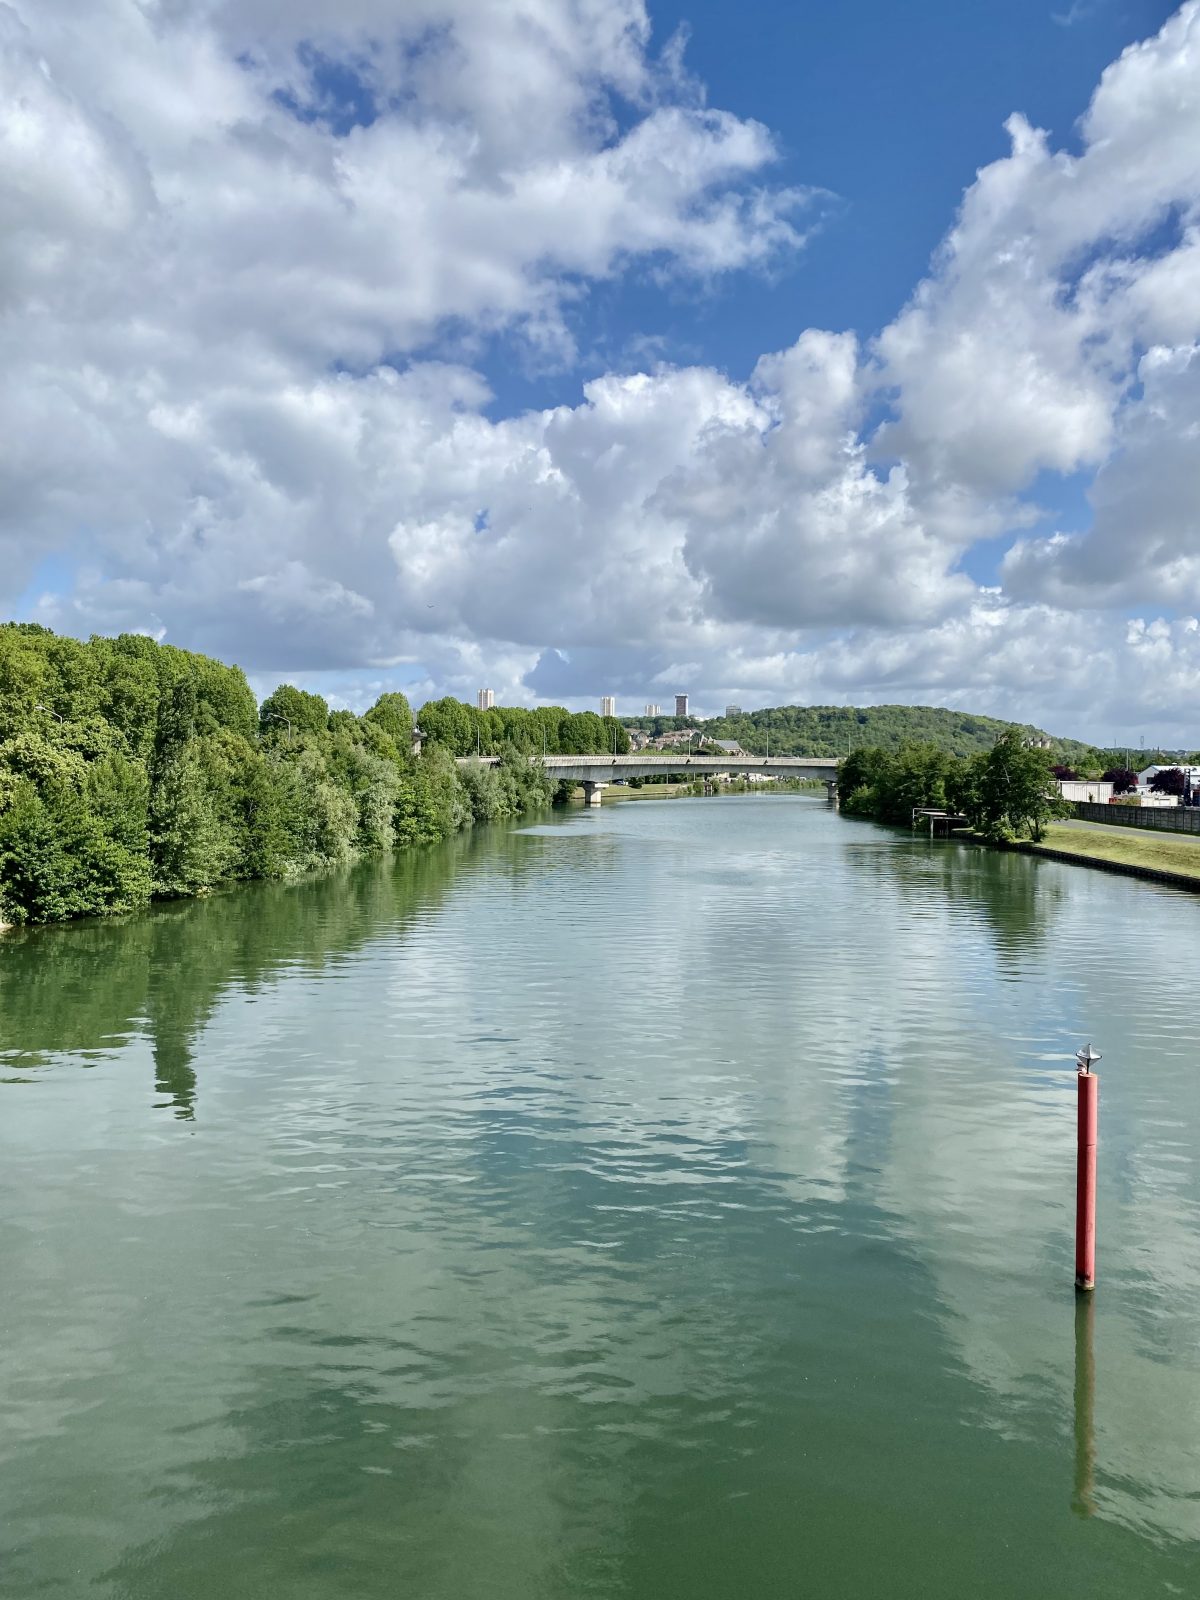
[645,703,660,716]
[601,696,616,717]
[477,688,495,710]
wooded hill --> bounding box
[622,704,1101,764]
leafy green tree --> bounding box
[417,696,476,754]
[966,730,1068,841]
[259,684,330,740]
[94,636,161,760]
[0,625,51,738]
[395,742,470,844]
[0,733,151,922]
[150,739,238,896]
[364,692,413,749]
[458,756,507,821]
[235,752,295,879]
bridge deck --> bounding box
[456,753,839,781]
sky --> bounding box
[3,0,1200,743]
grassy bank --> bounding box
[605,782,695,800]
[597,780,824,803]
[1018,822,1200,888]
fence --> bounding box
[1073,800,1200,834]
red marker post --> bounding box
[1075,1045,1101,1292]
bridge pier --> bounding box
[826,778,839,803]
[582,781,606,807]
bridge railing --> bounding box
[455,753,840,777]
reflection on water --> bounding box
[1074,1293,1096,1520]
[1,797,1198,1599]
[0,826,508,1118]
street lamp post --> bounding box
[35,703,63,724]
[264,711,293,739]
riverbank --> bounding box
[598,780,824,803]
[603,781,695,800]
[1009,822,1200,893]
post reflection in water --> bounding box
[1073,1293,1096,1519]
[1,797,1198,1600]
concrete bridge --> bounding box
[458,753,840,805]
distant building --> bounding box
[708,738,748,757]
[675,693,689,718]
[1136,764,1200,802]
[725,704,742,717]
[601,696,616,717]
[477,688,494,710]
[411,724,425,757]
[1058,780,1114,804]
[1136,764,1200,785]
[645,703,660,716]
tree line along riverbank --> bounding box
[837,732,1070,840]
[840,736,1200,891]
[0,625,627,927]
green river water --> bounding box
[1,794,1198,1598]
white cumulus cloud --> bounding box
[3,0,1200,740]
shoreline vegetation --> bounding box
[839,736,1200,892]
[837,731,1071,842]
[0,624,629,928]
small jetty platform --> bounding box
[912,807,969,838]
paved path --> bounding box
[1057,817,1200,842]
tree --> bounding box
[968,730,1069,842]
[835,742,967,825]
[364,691,414,749]
[1052,765,1079,782]
[150,739,237,896]
[1150,767,1186,796]
[417,696,475,755]
[1102,767,1138,794]
[0,733,152,922]
[259,684,330,740]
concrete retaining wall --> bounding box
[1073,800,1200,834]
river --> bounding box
[1,794,1198,1597]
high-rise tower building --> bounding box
[601,696,616,718]
[644,704,660,716]
[675,694,689,718]
[477,688,495,710]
